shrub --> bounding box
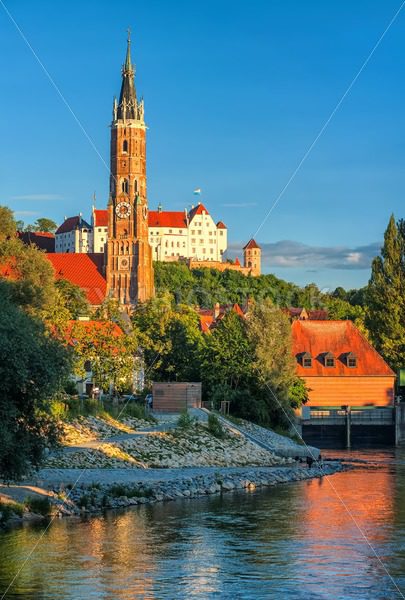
[207,413,226,439]
[0,500,24,524]
[24,496,52,516]
[176,410,195,430]
[109,484,153,499]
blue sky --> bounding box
[1,0,405,290]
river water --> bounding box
[1,449,405,600]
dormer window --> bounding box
[301,352,312,368]
[324,352,335,367]
[346,352,357,368]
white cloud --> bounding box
[11,194,63,201]
[13,210,40,217]
[228,240,380,270]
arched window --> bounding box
[123,139,128,152]
[134,179,138,193]
[121,179,129,194]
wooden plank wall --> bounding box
[303,376,395,407]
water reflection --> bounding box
[1,450,405,599]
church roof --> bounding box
[117,33,138,120]
[292,320,394,377]
[46,253,106,306]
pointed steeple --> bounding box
[117,29,139,121]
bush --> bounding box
[24,496,52,516]
[0,500,24,524]
[176,410,195,430]
[207,413,226,439]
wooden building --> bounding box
[292,320,395,408]
[152,382,202,412]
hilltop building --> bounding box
[55,215,92,253]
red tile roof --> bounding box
[216,221,227,229]
[243,238,261,250]
[17,231,55,253]
[148,211,188,229]
[188,203,210,219]
[64,319,123,346]
[46,253,106,306]
[93,209,108,227]
[292,320,394,377]
[287,307,329,320]
[56,216,91,235]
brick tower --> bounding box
[243,239,261,276]
[106,32,154,307]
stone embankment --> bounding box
[44,462,345,517]
[221,417,320,459]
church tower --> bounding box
[106,32,154,306]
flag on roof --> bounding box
[193,188,201,195]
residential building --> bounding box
[17,231,55,253]
[55,215,93,254]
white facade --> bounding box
[55,215,93,253]
[148,203,227,262]
[91,208,109,254]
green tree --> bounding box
[247,299,308,425]
[132,294,204,383]
[0,206,17,241]
[34,217,58,233]
[366,214,405,370]
[0,286,71,480]
[69,320,138,394]
[55,279,89,318]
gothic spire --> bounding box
[117,29,138,120]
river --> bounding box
[1,449,405,599]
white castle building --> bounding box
[54,202,227,262]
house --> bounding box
[55,215,93,253]
[197,302,249,333]
[292,319,395,408]
[17,231,55,253]
[287,307,328,321]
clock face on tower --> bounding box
[115,201,131,218]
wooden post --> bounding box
[346,406,351,449]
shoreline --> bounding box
[0,461,346,529]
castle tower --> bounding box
[243,239,261,276]
[106,32,154,306]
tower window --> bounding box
[121,179,129,193]
[123,140,128,152]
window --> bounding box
[121,179,129,193]
[169,229,172,233]
[123,139,128,152]
[325,354,335,367]
[210,248,214,254]
[220,231,223,236]
[191,238,196,244]
[301,353,312,368]
[347,353,357,368]
[198,230,202,235]
[101,237,104,242]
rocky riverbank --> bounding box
[0,462,346,527]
